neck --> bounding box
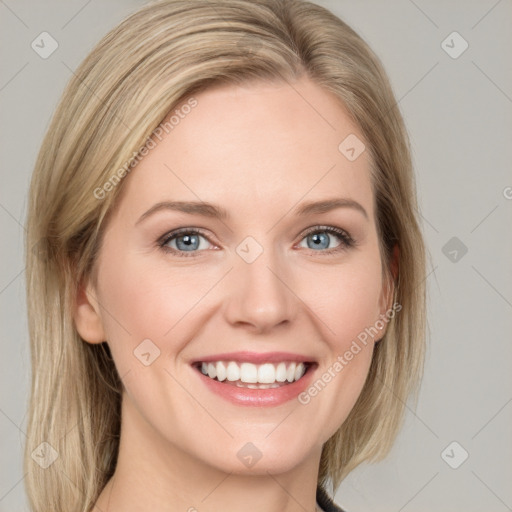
[92,392,322,512]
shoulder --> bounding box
[316,485,348,512]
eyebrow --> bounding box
[135,197,368,225]
[294,198,368,220]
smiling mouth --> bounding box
[193,361,315,389]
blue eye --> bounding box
[159,229,212,255]
[158,226,355,257]
[298,226,354,252]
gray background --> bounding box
[1,0,511,510]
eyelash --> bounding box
[157,225,356,258]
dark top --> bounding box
[317,485,347,512]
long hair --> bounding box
[24,1,428,510]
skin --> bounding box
[74,75,396,512]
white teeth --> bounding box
[216,361,227,381]
[258,363,275,384]
[286,362,296,382]
[207,363,217,379]
[198,360,309,385]
[240,362,258,383]
[226,361,240,381]
[295,362,305,381]
[276,362,287,382]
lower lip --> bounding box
[194,365,316,407]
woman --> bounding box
[24,1,427,511]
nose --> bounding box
[223,245,298,334]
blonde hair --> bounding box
[24,0,428,510]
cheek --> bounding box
[309,255,384,351]
[95,250,219,362]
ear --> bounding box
[73,277,106,344]
[377,243,400,339]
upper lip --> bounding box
[191,351,316,365]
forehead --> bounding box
[115,76,374,223]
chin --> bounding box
[193,428,321,476]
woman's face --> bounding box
[76,76,393,476]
